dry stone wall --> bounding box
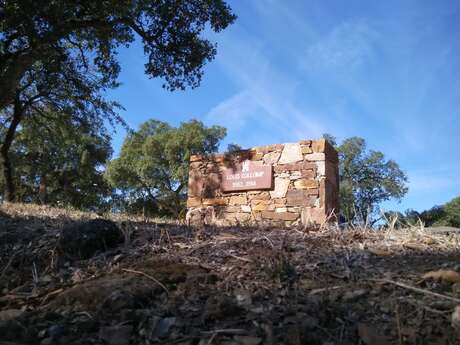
[186,139,339,227]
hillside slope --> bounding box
[1,203,460,344]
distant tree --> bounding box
[444,197,460,227]
[105,119,226,217]
[388,197,460,228]
[0,0,236,201]
[324,135,408,224]
[0,108,112,210]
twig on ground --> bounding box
[228,254,253,263]
[376,279,460,303]
[206,332,218,345]
[201,329,247,335]
[121,268,169,295]
[309,285,345,295]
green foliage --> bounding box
[324,135,408,224]
[444,197,460,227]
[0,0,236,201]
[388,197,460,228]
[0,0,236,109]
[106,119,226,217]
[0,108,112,209]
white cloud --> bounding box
[303,19,378,72]
[207,90,258,131]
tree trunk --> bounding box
[0,94,23,202]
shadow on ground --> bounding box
[1,207,459,345]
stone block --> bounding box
[312,139,326,153]
[279,143,303,164]
[316,161,325,176]
[301,146,313,154]
[289,171,302,180]
[274,162,316,173]
[188,170,203,197]
[275,207,287,213]
[305,153,325,161]
[261,211,299,221]
[229,195,248,205]
[252,200,270,211]
[263,151,281,164]
[202,198,227,206]
[224,206,242,213]
[301,207,326,225]
[248,191,271,201]
[300,169,315,179]
[241,205,252,213]
[187,197,202,208]
[293,179,319,189]
[273,198,287,205]
[286,190,317,207]
[269,177,290,198]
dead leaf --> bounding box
[358,323,391,345]
[422,270,460,284]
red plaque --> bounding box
[221,160,273,192]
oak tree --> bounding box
[105,119,226,217]
[0,0,236,200]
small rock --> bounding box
[40,338,53,345]
[233,335,262,345]
[342,289,368,302]
[47,325,65,339]
[235,290,252,309]
[0,309,23,321]
[154,317,176,338]
[99,325,132,345]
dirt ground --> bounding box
[1,203,460,345]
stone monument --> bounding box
[186,139,339,226]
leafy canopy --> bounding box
[324,135,408,224]
[0,0,235,201]
[105,119,226,216]
[0,108,112,209]
[0,0,237,109]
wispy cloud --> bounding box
[303,19,378,72]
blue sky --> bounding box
[107,0,460,213]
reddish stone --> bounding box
[300,169,315,179]
[312,139,326,153]
[274,162,316,173]
[261,211,299,221]
[202,198,227,206]
[286,190,317,207]
[187,197,202,207]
